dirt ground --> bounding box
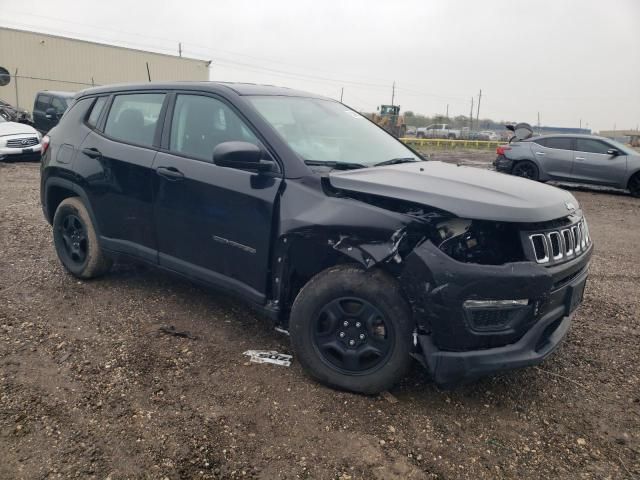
[1,157,639,480]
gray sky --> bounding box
[1,0,639,131]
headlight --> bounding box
[435,219,524,265]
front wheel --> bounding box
[512,160,539,181]
[289,265,413,394]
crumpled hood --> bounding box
[0,121,38,137]
[329,161,579,223]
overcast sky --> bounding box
[1,0,639,131]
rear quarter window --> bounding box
[86,97,108,129]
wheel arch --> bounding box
[627,168,640,189]
[44,178,100,236]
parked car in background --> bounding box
[0,115,41,161]
[41,82,591,393]
[479,130,499,141]
[0,99,33,125]
[33,91,75,133]
[405,125,417,137]
[495,134,640,197]
[416,123,461,139]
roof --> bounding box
[37,91,76,97]
[75,81,328,99]
[528,133,614,141]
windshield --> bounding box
[246,96,420,166]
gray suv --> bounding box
[495,134,640,197]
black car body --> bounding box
[33,90,75,133]
[40,82,592,393]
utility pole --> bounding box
[446,104,449,119]
[476,89,482,126]
[391,81,395,106]
[579,119,582,130]
[340,87,344,103]
[178,42,182,57]
[469,97,474,131]
[14,68,19,108]
[537,112,541,132]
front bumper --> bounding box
[401,239,592,386]
[0,144,41,161]
[494,155,514,173]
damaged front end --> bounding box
[271,176,592,386]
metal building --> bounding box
[0,27,210,111]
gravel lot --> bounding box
[1,158,639,479]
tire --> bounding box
[52,197,112,279]
[416,132,425,139]
[512,160,539,181]
[628,172,640,198]
[289,265,413,394]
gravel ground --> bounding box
[1,159,639,479]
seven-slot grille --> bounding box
[527,218,590,265]
[6,137,39,148]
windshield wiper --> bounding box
[373,157,420,167]
[304,160,367,170]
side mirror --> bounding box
[606,148,620,157]
[45,107,56,119]
[213,141,274,172]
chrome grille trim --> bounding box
[527,218,590,265]
[6,137,39,148]
[529,234,549,264]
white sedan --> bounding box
[0,116,42,161]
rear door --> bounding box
[152,92,282,303]
[573,138,628,186]
[75,91,167,262]
[529,137,574,179]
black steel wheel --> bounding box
[59,213,88,265]
[289,265,413,394]
[628,173,640,198]
[312,297,394,375]
[53,197,112,278]
[512,160,539,181]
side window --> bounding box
[86,96,108,128]
[532,138,547,147]
[576,138,611,155]
[35,94,51,111]
[169,94,259,161]
[51,96,68,114]
[544,137,573,150]
[104,93,165,147]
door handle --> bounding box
[81,147,102,159]
[535,152,545,156]
[575,156,585,161]
[156,166,184,181]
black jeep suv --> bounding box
[40,82,592,393]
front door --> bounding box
[153,93,282,303]
[572,138,628,187]
[530,136,574,180]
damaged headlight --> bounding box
[436,219,524,265]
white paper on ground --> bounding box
[243,350,292,367]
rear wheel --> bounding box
[512,160,539,181]
[289,265,413,394]
[628,173,640,197]
[53,197,112,279]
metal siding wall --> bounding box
[0,28,209,110]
